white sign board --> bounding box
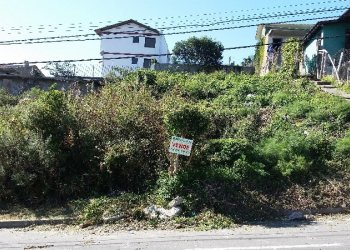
[169,136,193,156]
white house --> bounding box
[95,19,170,74]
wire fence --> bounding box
[45,63,118,78]
[313,49,350,82]
[0,62,120,78]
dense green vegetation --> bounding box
[0,71,349,223]
[172,36,224,71]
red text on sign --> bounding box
[172,142,190,150]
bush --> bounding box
[77,84,167,192]
[259,130,332,180]
[0,129,54,202]
[0,89,18,106]
[0,70,348,209]
[164,100,209,140]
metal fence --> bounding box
[315,49,350,82]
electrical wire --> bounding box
[0,6,341,44]
[0,0,346,35]
[0,15,341,45]
[1,33,348,66]
[0,7,345,46]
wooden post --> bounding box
[168,153,179,176]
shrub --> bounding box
[259,130,332,181]
[77,84,167,192]
[163,100,209,140]
[0,70,348,209]
[0,128,54,202]
[0,89,18,106]
[334,131,350,170]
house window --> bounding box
[143,58,152,68]
[144,37,156,48]
[272,38,282,51]
[131,57,138,64]
[345,29,350,49]
[133,36,139,43]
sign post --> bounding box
[169,136,193,156]
[168,136,193,175]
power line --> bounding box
[0,7,345,46]
[0,0,346,35]
[0,15,340,45]
[158,6,346,30]
[1,6,339,44]
[1,33,348,66]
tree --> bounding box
[172,36,224,71]
[241,56,254,67]
[44,62,76,77]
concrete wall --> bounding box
[155,63,255,74]
[99,23,170,75]
[0,75,102,96]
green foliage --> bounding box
[0,70,350,214]
[73,193,146,224]
[254,38,264,74]
[281,38,302,77]
[76,84,166,192]
[26,89,74,143]
[334,131,350,170]
[241,56,254,67]
[0,89,18,106]
[321,75,337,85]
[335,134,350,156]
[44,62,75,77]
[79,197,109,224]
[164,100,209,140]
[172,36,224,71]
[0,129,54,202]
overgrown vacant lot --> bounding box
[0,70,349,227]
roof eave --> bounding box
[95,19,160,36]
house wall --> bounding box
[304,38,319,59]
[261,35,295,75]
[99,23,170,75]
[303,22,350,75]
[304,34,320,75]
[323,23,350,56]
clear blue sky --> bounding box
[0,0,349,70]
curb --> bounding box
[0,218,75,229]
[0,207,348,229]
[281,207,350,217]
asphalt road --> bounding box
[0,217,349,250]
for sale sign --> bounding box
[169,136,193,156]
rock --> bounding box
[288,211,306,221]
[143,205,163,219]
[164,206,182,217]
[168,196,184,208]
[143,204,182,219]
